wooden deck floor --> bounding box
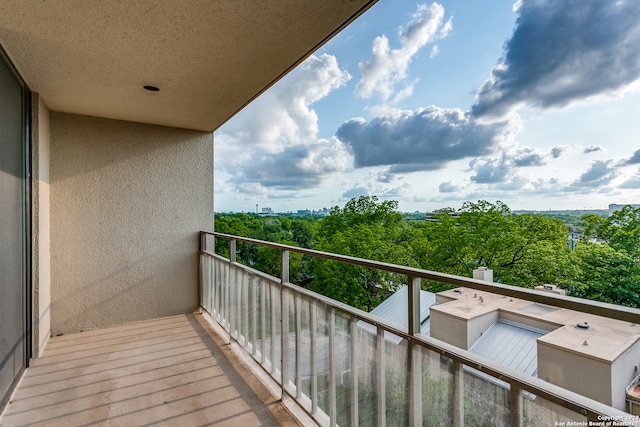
[0,314,301,427]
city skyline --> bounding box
[214,0,640,213]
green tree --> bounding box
[570,242,640,307]
[583,205,640,260]
[312,196,418,310]
[419,201,572,289]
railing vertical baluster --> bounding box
[282,288,290,395]
[207,256,213,313]
[376,325,386,427]
[211,259,221,321]
[311,300,318,415]
[217,258,223,321]
[271,283,277,375]
[260,278,266,365]
[199,252,203,309]
[242,271,249,346]
[510,384,523,427]
[238,269,243,339]
[251,276,257,356]
[453,360,464,427]
[281,249,290,395]
[225,240,235,334]
[295,293,302,399]
[350,316,359,427]
[329,308,336,427]
[231,266,237,338]
[408,341,422,426]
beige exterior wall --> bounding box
[50,113,213,335]
[31,94,51,357]
[538,342,612,407]
[611,341,640,410]
[430,311,468,349]
[430,308,498,350]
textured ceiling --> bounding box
[0,1,376,132]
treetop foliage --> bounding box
[214,198,640,310]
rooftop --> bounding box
[436,287,640,364]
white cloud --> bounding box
[215,54,353,193]
[355,3,453,102]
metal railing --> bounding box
[199,231,639,427]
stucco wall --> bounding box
[611,341,640,410]
[50,113,213,334]
[538,342,612,407]
[31,94,52,356]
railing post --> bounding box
[408,275,420,336]
[229,238,237,263]
[281,249,289,284]
[200,231,206,252]
[510,384,523,427]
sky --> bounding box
[214,0,640,213]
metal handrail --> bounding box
[202,231,640,324]
[200,230,639,426]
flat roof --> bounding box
[436,288,640,364]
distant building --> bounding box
[609,204,640,216]
[260,207,274,215]
[425,210,462,222]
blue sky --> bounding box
[214,0,640,213]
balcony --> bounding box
[0,314,304,426]
[2,231,639,427]
[198,232,640,426]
